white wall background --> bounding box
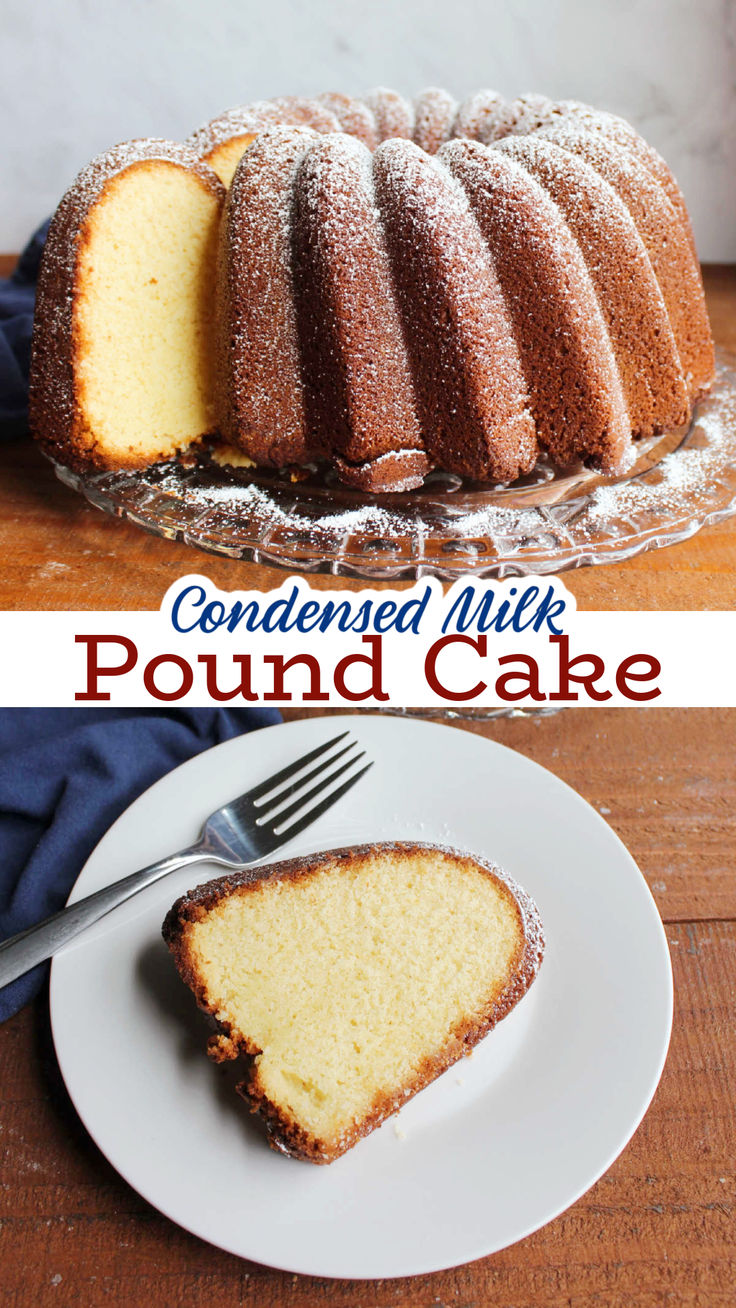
[1,0,734,259]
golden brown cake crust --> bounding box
[371,141,539,482]
[29,140,225,474]
[412,88,458,155]
[216,125,322,467]
[162,841,545,1164]
[315,92,379,148]
[291,134,426,468]
[527,100,698,254]
[361,88,415,142]
[532,120,714,403]
[496,135,689,438]
[440,137,631,472]
[33,90,715,492]
[188,97,342,163]
[331,447,431,492]
[203,89,713,487]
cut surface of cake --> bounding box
[31,89,715,493]
[162,842,544,1164]
[30,141,225,472]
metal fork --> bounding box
[0,732,371,989]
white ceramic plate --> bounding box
[50,715,673,1280]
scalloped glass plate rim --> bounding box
[47,349,736,581]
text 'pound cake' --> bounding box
[30,88,715,492]
[162,842,544,1163]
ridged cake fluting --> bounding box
[30,88,715,493]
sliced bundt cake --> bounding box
[30,140,225,472]
[162,842,544,1164]
[31,89,715,492]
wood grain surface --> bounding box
[0,708,734,1307]
[0,255,734,612]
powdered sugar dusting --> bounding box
[221,125,320,463]
[294,133,425,465]
[35,85,713,510]
[152,457,553,549]
[439,136,630,468]
[505,94,556,134]
[315,92,378,148]
[587,375,736,528]
[84,351,736,576]
[528,100,693,244]
[412,87,458,154]
[373,138,537,480]
[495,134,689,438]
[188,98,341,157]
[156,471,430,541]
[362,88,415,141]
[451,90,514,144]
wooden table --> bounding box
[1,707,734,1306]
[1,257,735,611]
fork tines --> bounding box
[251,732,372,836]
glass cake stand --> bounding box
[49,349,736,582]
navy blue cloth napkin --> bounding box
[0,220,49,440]
[0,707,281,1021]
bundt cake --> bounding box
[30,88,715,493]
[162,842,544,1164]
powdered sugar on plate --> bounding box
[52,349,736,579]
[587,391,736,526]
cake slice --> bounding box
[30,140,225,472]
[162,842,544,1164]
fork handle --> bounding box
[0,846,208,990]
